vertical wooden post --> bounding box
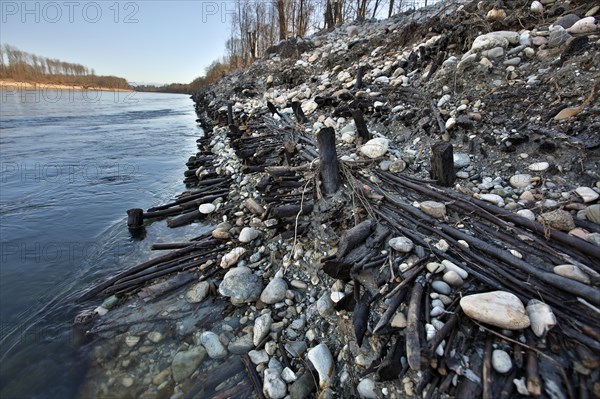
[291,101,308,123]
[355,65,365,90]
[430,141,455,187]
[317,127,340,195]
[127,208,145,239]
[351,109,370,145]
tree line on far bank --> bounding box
[188,0,434,91]
[0,44,130,90]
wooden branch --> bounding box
[317,127,340,195]
[406,274,425,371]
[352,109,371,145]
[483,335,493,399]
[429,141,455,186]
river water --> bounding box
[0,88,205,398]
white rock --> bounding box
[301,100,318,115]
[567,17,597,34]
[253,313,273,346]
[248,349,269,364]
[239,227,260,243]
[530,1,544,13]
[587,204,600,224]
[185,281,210,303]
[360,137,389,158]
[443,270,464,287]
[528,161,549,171]
[526,299,557,337]
[460,291,530,330]
[492,350,512,374]
[575,187,599,203]
[420,201,447,218]
[517,209,536,221]
[220,247,247,268]
[388,236,414,252]
[472,31,519,51]
[357,378,378,399]
[427,262,445,274]
[391,312,407,328]
[553,264,590,284]
[478,193,505,207]
[281,367,297,383]
[260,277,288,304]
[441,260,469,279]
[445,117,456,130]
[199,203,216,214]
[200,331,227,359]
[437,94,451,107]
[330,291,345,303]
[453,153,471,168]
[510,174,532,188]
[263,368,287,399]
[308,343,335,389]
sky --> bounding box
[0,0,235,84]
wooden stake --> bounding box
[355,65,365,90]
[317,127,340,195]
[430,141,455,186]
[406,274,425,371]
[352,109,371,145]
[127,208,144,229]
[291,101,308,123]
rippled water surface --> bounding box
[0,89,205,398]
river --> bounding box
[0,88,205,398]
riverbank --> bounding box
[0,80,133,92]
[76,1,599,398]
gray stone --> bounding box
[420,201,446,218]
[357,378,378,398]
[555,14,580,29]
[432,280,452,295]
[284,341,308,357]
[538,209,575,232]
[492,349,512,374]
[587,204,600,224]
[219,272,263,304]
[553,264,590,284]
[239,227,260,243]
[388,236,414,252]
[253,313,273,346]
[260,277,288,304]
[263,368,287,399]
[481,47,504,59]
[575,187,599,203]
[171,346,206,382]
[317,292,334,317]
[548,29,572,48]
[308,343,335,389]
[453,153,471,168]
[510,174,531,188]
[228,333,254,354]
[289,371,317,399]
[200,331,227,359]
[185,281,210,303]
[248,349,269,364]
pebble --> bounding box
[528,162,549,172]
[200,331,227,359]
[432,280,452,295]
[253,313,273,346]
[567,16,597,34]
[239,227,260,243]
[460,291,530,330]
[441,260,469,279]
[228,334,254,354]
[249,349,269,364]
[388,236,414,252]
[263,368,287,399]
[478,193,505,207]
[219,272,263,304]
[509,174,531,188]
[492,349,512,374]
[587,204,600,224]
[148,331,164,344]
[260,277,288,304]
[317,292,334,316]
[538,209,575,232]
[171,346,206,382]
[526,299,557,337]
[357,378,378,399]
[185,281,210,303]
[281,367,297,383]
[360,137,389,158]
[430,306,445,317]
[198,203,216,214]
[122,376,134,387]
[443,270,464,287]
[220,247,247,268]
[289,371,316,399]
[553,264,591,284]
[576,187,599,203]
[284,341,307,357]
[426,262,445,274]
[391,312,407,328]
[420,201,446,218]
[308,343,335,389]
[453,153,471,168]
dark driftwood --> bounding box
[336,218,375,259]
[406,274,425,371]
[317,127,340,195]
[77,241,208,301]
[483,336,494,399]
[291,101,308,123]
[270,204,313,219]
[526,331,542,396]
[144,193,227,219]
[355,65,365,89]
[429,141,455,186]
[127,208,144,229]
[373,287,407,334]
[167,210,203,228]
[353,283,371,347]
[227,102,234,126]
[352,109,371,144]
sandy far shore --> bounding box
[0,80,133,92]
